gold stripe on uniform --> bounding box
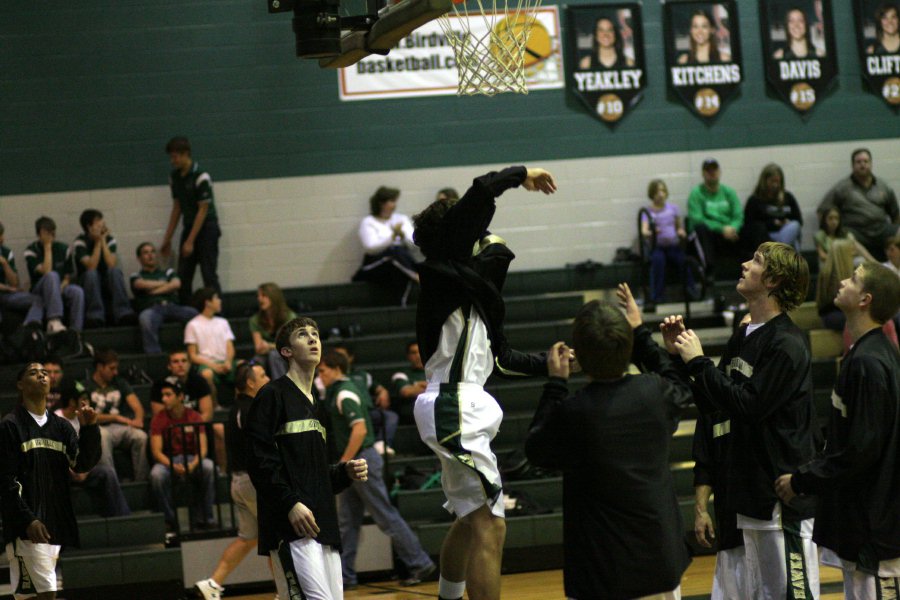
[712,420,731,438]
[276,419,326,442]
[21,438,66,454]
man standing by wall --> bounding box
[162,136,222,303]
[818,149,899,262]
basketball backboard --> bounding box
[318,0,453,68]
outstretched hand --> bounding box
[659,315,685,355]
[674,329,704,362]
[547,341,571,380]
[523,168,557,194]
[616,283,642,329]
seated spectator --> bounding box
[743,163,803,252]
[250,282,296,379]
[391,340,426,424]
[640,179,694,311]
[54,378,132,517]
[84,348,149,481]
[330,342,397,455]
[436,187,459,203]
[195,362,272,600]
[352,186,420,306]
[687,158,743,279]
[131,242,198,354]
[817,148,899,262]
[151,349,214,420]
[318,350,435,589]
[0,220,39,330]
[814,207,878,266]
[185,287,236,403]
[150,379,216,531]
[816,237,856,331]
[73,209,136,327]
[23,216,85,331]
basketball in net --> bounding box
[437,0,543,95]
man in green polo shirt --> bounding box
[319,350,435,590]
[22,216,86,331]
[0,221,40,331]
[687,158,744,280]
[130,242,198,354]
[72,209,136,327]
[161,136,222,305]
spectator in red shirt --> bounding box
[149,379,216,531]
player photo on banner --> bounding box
[566,3,646,126]
[760,0,837,113]
[854,0,900,107]
[663,0,742,120]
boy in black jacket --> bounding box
[526,292,692,600]
[245,317,368,600]
[670,242,819,599]
[1,362,100,599]
[776,262,900,599]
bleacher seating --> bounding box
[0,257,843,594]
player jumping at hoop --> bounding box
[412,166,557,600]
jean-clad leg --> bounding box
[196,221,222,297]
[80,270,106,321]
[106,268,135,322]
[62,283,85,331]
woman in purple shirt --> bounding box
[641,179,693,311]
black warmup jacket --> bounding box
[415,166,546,378]
[692,409,744,551]
[686,313,818,521]
[0,404,101,548]
[245,376,352,554]
[525,326,693,600]
[792,329,900,565]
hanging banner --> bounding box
[854,0,900,108]
[338,6,563,100]
[760,0,837,113]
[663,0,742,120]
[566,3,646,126]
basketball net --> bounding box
[437,0,541,95]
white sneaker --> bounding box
[373,440,386,455]
[46,319,66,334]
[195,578,224,600]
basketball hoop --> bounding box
[437,0,542,95]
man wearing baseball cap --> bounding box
[687,158,744,280]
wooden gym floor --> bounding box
[232,555,845,599]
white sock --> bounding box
[438,576,465,599]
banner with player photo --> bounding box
[854,0,900,108]
[760,0,837,113]
[566,3,646,126]
[663,0,742,120]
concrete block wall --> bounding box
[2,137,897,292]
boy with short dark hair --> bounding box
[72,209,135,327]
[318,349,435,590]
[23,216,85,332]
[131,241,198,354]
[1,363,101,599]
[185,287,236,402]
[162,136,222,303]
[150,379,216,531]
[246,317,367,600]
[525,294,692,600]
[776,262,900,599]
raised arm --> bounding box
[524,342,570,470]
